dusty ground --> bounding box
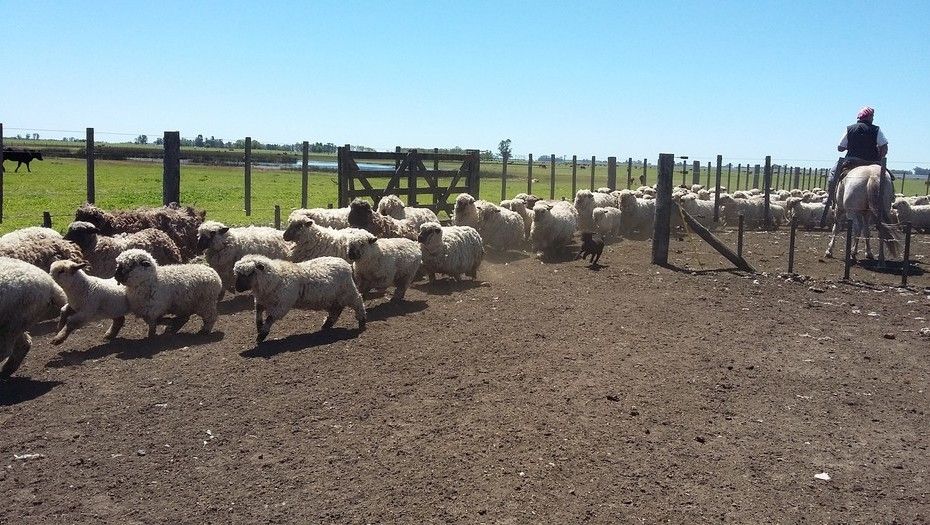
[1,229,928,524]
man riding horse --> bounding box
[821,106,889,226]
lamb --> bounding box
[346,233,422,302]
[347,199,417,240]
[233,255,366,342]
[417,222,484,282]
[288,206,351,230]
[592,206,623,241]
[63,221,182,278]
[284,216,370,262]
[114,249,222,337]
[475,204,526,250]
[891,201,930,232]
[197,221,292,296]
[500,198,533,239]
[74,203,205,260]
[49,260,130,345]
[530,201,577,254]
[0,257,67,378]
[784,197,830,229]
[0,227,85,272]
[376,194,440,229]
[616,191,655,237]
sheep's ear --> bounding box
[367,237,377,244]
[71,262,88,273]
[140,260,152,267]
[219,227,230,235]
[255,262,265,271]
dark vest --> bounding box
[846,121,880,162]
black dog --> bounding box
[2,148,44,172]
[576,232,604,265]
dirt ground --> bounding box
[1,229,928,524]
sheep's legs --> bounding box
[104,316,125,340]
[166,315,191,334]
[391,280,410,302]
[58,304,75,331]
[257,315,276,343]
[0,333,31,378]
[322,307,344,330]
[254,302,264,333]
[51,317,83,345]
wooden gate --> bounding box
[337,146,480,217]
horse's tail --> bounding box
[868,173,900,258]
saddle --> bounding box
[835,157,895,182]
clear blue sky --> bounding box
[2,0,928,169]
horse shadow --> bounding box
[46,331,225,368]
[0,377,62,406]
[240,327,362,359]
[412,279,483,296]
[856,259,925,277]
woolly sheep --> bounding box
[675,193,716,228]
[454,193,489,229]
[49,260,130,345]
[0,227,85,272]
[114,249,222,337]
[891,201,930,231]
[346,233,422,302]
[696,189,712,201]
[348,199,417,239]
[475,204,525,250]
[197,221,292,296]
[284,216,370,262]
[288,206,351,230]
[784,197,831,229]
[574,190,618,233]
[74,203,205,260]
[234,255,366,342]
[376,194,440,229]
[417,222,484,282]
[718,194,778,229]
[592,206,623,241]
[500,198,533,239]
[596,187,613,194]
[617,191,655,237]
[64,221,182,278]
[0,257,67,378]
[514,193,541,210]
[530,201,577,254]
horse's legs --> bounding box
[825,214,844,257]
[863,213,874,260]
[850,214,862,259]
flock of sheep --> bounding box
[2,182,929,378]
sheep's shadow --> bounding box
[412,279,483,296]
[537,247,580,264]
[240,328,362,359]
[29,319,61,338]
[218,294,255,314]
[856,259,925,276]
[483,250,530,264]
[366,299,428,321]
[583,262,609,271]
[46,331,225,368]
[0,377,62,406]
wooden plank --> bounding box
[244,137,252,216]
[652,153,675,265]
[301,141,309,208]
[571,155,577,196]
[692,160,701,185]
[86,127,95,204]
[162,131,181,205]
[607,156,617,190]
[752,164,760,190]
[470,149,481,199]
[642,158,648,187]
[675,201,756,272]
[627,157,633,189]
[763,156,772,230]
[408,150,419,206]
[549,154,556,199]
[713,154,722,222]
[590,156,595,191]
[527,153,533,194]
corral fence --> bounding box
[337,146,480,217]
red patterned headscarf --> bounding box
[857,106,874,121]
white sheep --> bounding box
[592,206,623,241]
[500,198,533,239]
[284,216,370,262]
[346,233,422,302]
[718,194,778,229]
[64,221,182,278]
[0,257,67,377]
[376,194,440,229]
[617,191,655,237]
[0,227,85,272]
[530,201,577,254]
[891,200,930,232]
[233,254,366,342]
[197,221,292,295]
[596,187,613,194]
[785,197,830,229]
[114,249,222,337]
[454,193,494,229]
[289,206,351,229]
[476,204,526,250]
[574,190,618,233]
[417,222,484,282]
[675,193,716,229]
[696,189,712,201]
[49,260,130,345]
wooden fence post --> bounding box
[752,164,760,190]
[788,215,798,273]
[793,167,800,189]
[626,157,633,189]
[900,169,906,194]
[527,153,533,194]
[590,156,596,191]
[843,219,854,280]
[407,149,418,206]
[692,160,701,186]
[713,154,722,222]
[274,205,281,229]
[162,131,181,205]
[433,147,439,207]
[681,158,687,187]
[652,153,675,266]
[571,155,577,197]
[901,223,912,287]
[86,127,95,204]
[607,156,617,190]
[737,214,745,258]
[0,122,4,223]
[736,163,742,191]
[244,137,252,216]
[706,161,712,188]
[43,211,52,228]
[501,153,508,201]
[395,146,402,170]
[726,162,732,191]
[775,165,782,190]
[642,158,648,186]
[337,145,344,207]
[473,150,481,199]
[550,154,556,199]
[763,156,772,230]
[301,141,309,208]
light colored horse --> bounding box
[825,164,899,259]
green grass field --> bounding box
[2,156,928,235]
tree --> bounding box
[154,137,164,146]
[134,134,148,145]
[498,139,512,161]
[194,134,204,147]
